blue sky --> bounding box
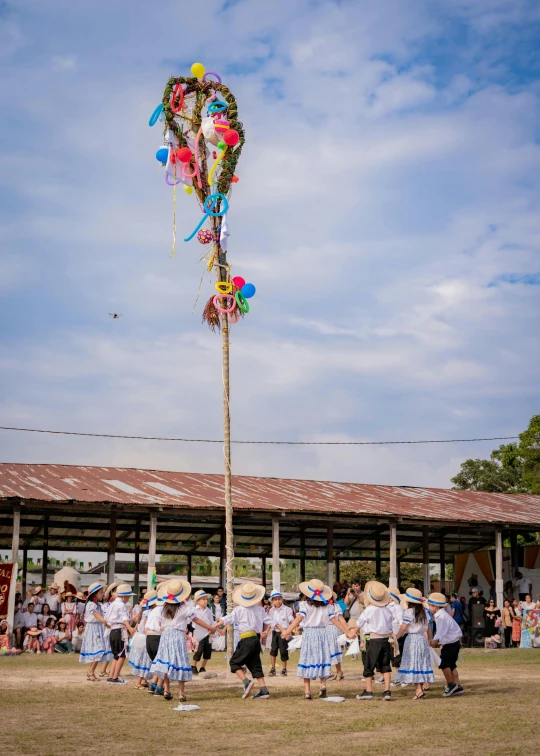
[0,0,539,494]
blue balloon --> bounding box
[156,147,169,164]
[241,283,256,299]
[149,103,164,126]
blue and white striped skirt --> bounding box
[101,627,113,662]
[327,624,343,664]
[128,633,152,679]
[297,627,340,679]
[394,633,435,684]
[79,623,112,664]
[149,629,192,682]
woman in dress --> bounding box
[395,588,435,700]
[41,617,57,653]
[502,599,513,648]
[61,592,77,634]
[79,582,109,681]
[484,599,501,639]
[509,599,522,648]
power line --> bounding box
[0,425,519,446]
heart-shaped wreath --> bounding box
[151,64,256,331]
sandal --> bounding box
[304,694,312,700]
[87,674,98,682]
[413,692,426,700]
[98,672,109,678]
[319,688,327,699]
[178,694,187,703]
[337,673,345,681]
[422,683,430,691]
[163,692,173,700]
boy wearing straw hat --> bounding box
[191,590,215,675]
[355,581,394,701]
[268,591,294,677]
[427,592,464,697]
[218,581,273,700]
[106,584,136,685]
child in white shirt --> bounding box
[268,591,294,677]
[191,590,215,675]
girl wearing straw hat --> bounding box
[129,589,159,689]
[395,588,435,699]
[97,582,119,679]
[282,579,355,700]
[218,581,273,700]
[150,579,218,702]
[79,582,109,681]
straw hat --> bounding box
[144,589,159,607]
[62,592,74,599]
[76,592,86,602]
[401,588,424,607]
[364,581,390,607]
[27,627,42,637]
[232,581,266,608]
[87,582,104,599]
[116,584,134,597]
[104,582,120,600]
[298,579,332,603]
[270,590,283,600]
[427,592,448,608]
[193,590,210,602]
[388,586,402,603]
[47,583,59,591]
[33,586,44,595]
[157,578,191,604]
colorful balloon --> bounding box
[176,147,193,163]
[223,129,239,146]
[232,276,245,289]
[149,103,163,126]
[197,229,214,245]
[241,283,256,299]
[156,146,169,163]
[191,62,206,79]
[214,119,229,134]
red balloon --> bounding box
[232,276,245,288]
[176,147,192,163]
[223,129,239,146]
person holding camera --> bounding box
[344,580,363,622]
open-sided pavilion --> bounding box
[1,463,540,623]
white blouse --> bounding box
[145,605,163,634]
[84,601,102,624]
[297,602,336,628]
[402,607,430,634]
[161,603,195,632]
[221,605,272,634]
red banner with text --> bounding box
[0,563,15,619]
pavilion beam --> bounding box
[326,522,334,588]
[422,526,430,595]
[375,533,382,579]
[6,503,21,636]
[439,531,446,592]
[495,529,504,616]
[272,517,280,593]
[41,514,49,589]
[134,517,141,599]
[147,512,157,591]
[389,522,398,589]
[300,527,306,582]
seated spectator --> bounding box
[13,605,26,649]
[71,621,85,652]
[23,602,39,633]
[41,617,57,654]
[0,620,22,655]
[484,633,501,649]
[24,627,42,653]
[54,619,74,653]
[38,603,53,629]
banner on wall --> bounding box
[521,609,540,649]
[0,563,15,620]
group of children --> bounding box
[76,575,463,703]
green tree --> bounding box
[451,415,540,494]
[338,560,423,588]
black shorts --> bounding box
[193,634,212,662]
[110,628,127,660]
[391,635,406,669]
[440,640,460,671]
[146,635,161,662]
[229,635,263,679]
[270,630,289,661]
[363,638,392,678]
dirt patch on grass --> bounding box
[1,650,539,755]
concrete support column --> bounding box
[422,526,430,595]
[7,504,21,635]
[41,514,49,588]
[439,532,446,593]
[389,522,398,589]
[495,529,504,618]
[108,506,117,585]
[326,522,334,588]
[272,517,280,593]
[147,512,158,590]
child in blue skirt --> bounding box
[129,589,158,688]
[79,582,109,681]
[395,588,435,699]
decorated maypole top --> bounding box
[149,62,256,329]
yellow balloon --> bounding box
[184,185,193,194]
[191,62,206,79]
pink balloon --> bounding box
[228,308,241,324]
[232,276,245,288]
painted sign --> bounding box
[520,609,540,648]
[0,563,15,620]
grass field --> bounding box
[2,649,539,755]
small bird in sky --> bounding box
[108,313,122,319]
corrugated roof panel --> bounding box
[0,463,538,526]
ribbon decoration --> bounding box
[308,586,328,604]
[208,146,228,186]
[184,192,229,242]
[170,83,184,114]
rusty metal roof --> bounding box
[0,463,538,526]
